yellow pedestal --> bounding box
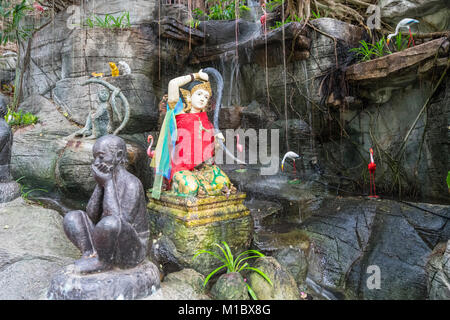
[147,191,253,275]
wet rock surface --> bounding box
[247,256,299,300]
[146,268,210,300]
[426,240,450,299]
[211,272,249,300]
[251,196,450,300]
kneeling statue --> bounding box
[63,135,149,274]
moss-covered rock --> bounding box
[274,247,308,285]
[211,272,249,300]
[164,268,206,295]
[148,193,253,276]
[247,256,299,300]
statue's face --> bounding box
[190,89,210,112]
[98,90,109,102]
[93,140,120,171]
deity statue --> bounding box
[0,95,13,183]
[63,135,149,274]
[73,78,130,139]
[150,68,243,199]
[0,95,21,203]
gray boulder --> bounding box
[146,269,211,300]
[0,198,80,300]
[301,198,450,299]
[211,272,249,300]
[274,247,309,285]
[164,268,206,295]
[247,256,299,300]
[0,52,16,85]
[52,74,159,134]
[380,0,450,32]
[12,95,152,201]
[426,240,450,300]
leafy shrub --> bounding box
[5,109,38,126]
[193,0,250,21]
[85,12,131,29]
[194,241,272,300]
[349,38,388,62]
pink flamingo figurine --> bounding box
[33,2,44,13]
[368,148,379,198]
[260,2,268,33]
[147,135,155,158]
[236,134,243,153]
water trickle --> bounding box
[246,0,263,23]
[216,52,241,107]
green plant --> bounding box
[269,14,302,30]
[393,32,408,52]
[199,0,249,21]
[0,0,33,45]
[0,0,34,111]
[85,12,131,29]
[372,37,387,58]
[5,108,38,126]
[15,176,48,202]
[311,10,321,19]
[193,241,272,300]
[266,0,283,12]
[189,18,201,29]
[349,40,376,62]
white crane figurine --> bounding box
[387,18,419,48]
[281,151,301,174]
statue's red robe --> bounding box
[170,111,215,181]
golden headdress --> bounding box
[180,80,212,112]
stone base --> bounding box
[47,260,160,300]
[0,181,21,203]
[148,191,253,275]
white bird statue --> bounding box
[281,151,301,173]
[118,61,131,75]
[387,18,419,47]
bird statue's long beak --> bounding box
[281,164,284,172]
[386,38,390,46]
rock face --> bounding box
[380,0,450,32]
[0,198,80,300]
[47,260,161,300]
[12,3,164,203]
[426,240,450,299]
[11,94,152,202]
[247,256,299,300]
[252,196,450,300]
[0,181,21,203]
[146,268,211,300]
[211,272,249,300]
[0,52,16,85]
[163,268,206,295]
[52,74,159,134]
[274,247,308,285]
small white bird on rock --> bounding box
[118,61,131,75]
[387,18,419,47]
[281,151,301,173]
